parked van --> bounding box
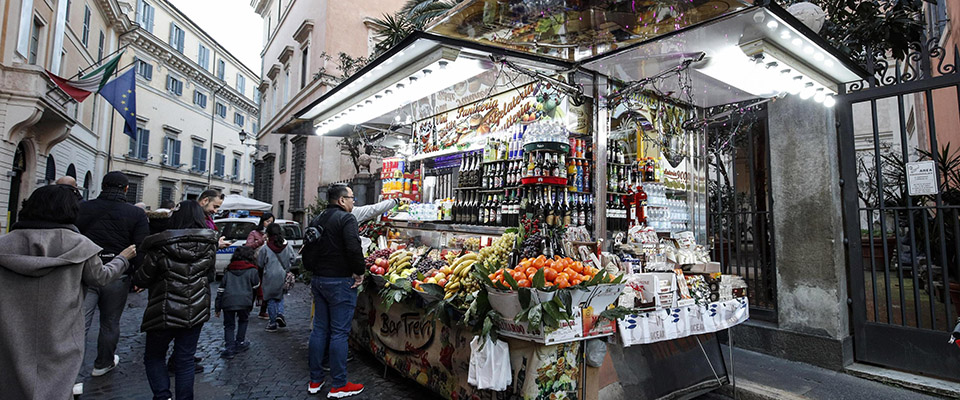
[214,217,303,276]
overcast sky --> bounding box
[167,0,263,75]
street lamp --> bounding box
[238,129,269,152]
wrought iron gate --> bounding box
[837,40,960,381]
[707,106,777,321]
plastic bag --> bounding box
[468,336,512,391]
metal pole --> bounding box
[728,327,736,399]
[208,83,225,186]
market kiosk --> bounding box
[288,2,865,399]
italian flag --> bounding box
[46,53,123,102]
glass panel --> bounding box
[428,0,751,62]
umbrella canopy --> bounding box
[219,194,272,211]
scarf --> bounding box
[266,240,286,253]
[98,187,128,202]
[227,260,258,271]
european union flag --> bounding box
[100,68,137,139]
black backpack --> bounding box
[304,209,332,245]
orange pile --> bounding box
[488,255,601,289]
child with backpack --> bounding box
[215,246,260,359]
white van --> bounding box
[214,217,303,276]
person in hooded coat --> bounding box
[0,184,134,400]
[257,222,296,332]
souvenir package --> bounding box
[685,275,712,306]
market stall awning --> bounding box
[427,0,755,63]
[581,4,867,107]
[292,32,574,137]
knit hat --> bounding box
[101,171,129,189]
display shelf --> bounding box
[568,157,591,161]
[607,162,634,167]
[387,220,509,236]
[523,141,570,154]
[454,186,481,190]
[521,176,568,186]
[481,159,512,165]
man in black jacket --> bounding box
[303,185,365,398]
[74,172,149,381]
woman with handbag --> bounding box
[257,223,296,332]
[245,213,274,320]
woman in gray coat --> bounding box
[0,184,135,400]
[258,223,296,331]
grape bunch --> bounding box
[520,233,544,260]
[418,257,448,274]
[364,248,396,268]
[477,232,517,271]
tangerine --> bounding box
[517,279,531,288]
[524,266,538,276]
[557,272,570,281]
[555,277,570,289]
[571,278,582,286]
[543,268,558,282]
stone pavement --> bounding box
[78,281,440,400]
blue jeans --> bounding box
[267,298,284,326]
[222,309,251,351]
[83,275,131,369]
[308,276,357,387]
[144,325,203,400]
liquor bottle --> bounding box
[467,191,475,224]
[560,192,569,227]
[527,153,535,177]
[645,157,656,182]
[557,154,565,179]
[586,196,595,230]
[619,166,627,193]
[496,195,504,226]
[533,153,543,177]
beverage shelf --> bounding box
[521,176,568,186]
[523,141,570,154]
[455,186,481,190]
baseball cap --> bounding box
[101,171,129,189]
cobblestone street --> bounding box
[78,281,439,400]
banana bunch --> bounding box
[444,252,479,301]
[386,250,415,284]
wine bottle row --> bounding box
[451,187,594,229]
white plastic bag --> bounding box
[468,336,512,391]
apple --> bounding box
[437,278,448,287]
[435,272,447,280]
[369,265,378,273]
[375,258,388,268]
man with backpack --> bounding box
[301,185,365,398]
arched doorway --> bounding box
[44,155,56,183]
[83,171,92,200]
[8,143,28,229]
[66,163,76,179]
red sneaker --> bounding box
[327,382,364,398]
[307,381,324,395]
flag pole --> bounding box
[53,59,141,108]
[69,43,132,80]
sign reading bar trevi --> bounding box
[371,301,436,352]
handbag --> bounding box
[269,246,296,292]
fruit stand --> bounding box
[288,2,865,399]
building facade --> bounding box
[250,0,404,225]
[109,0,260,206]
[0,0,130,232]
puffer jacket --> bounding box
[133,229,218,332]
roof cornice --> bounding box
[123,29,260,115]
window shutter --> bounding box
[201,148,208,171]
[129,134,137,156]
[139,129,149,159]
[169,22,175,47]
[173,140,181,166]
[146,5,154,32]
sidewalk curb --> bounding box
[716,379,811,400]
[845,364,960,399]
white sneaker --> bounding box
[73,383,83,395]
[91,354,119,377]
